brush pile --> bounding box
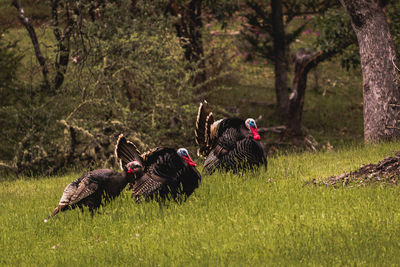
[315,153,400,186]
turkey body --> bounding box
[132,147,201,201]
[47,168,134,220]
[196,101,268,174]
[115,135,201,202]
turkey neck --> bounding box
[240,125,252,138]
[104,171,133,197]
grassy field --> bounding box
[1,141,400,266]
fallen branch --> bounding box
[258,125,287,134]
[240,100,275,107]
[304,136,317,151]
[0,161,18,176]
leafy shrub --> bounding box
[1,0,202,176]
[0,27,23,162]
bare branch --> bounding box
[304,137,317,151]
[392,55,400,73]
[12,0,50,89]
[387,126,400,130]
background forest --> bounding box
[0,0,399,177]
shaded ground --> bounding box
[312,152,400,187]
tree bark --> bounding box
[271,0,289,123]
[52,0,72,91]
[340,0,400,143]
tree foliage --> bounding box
[315,0,400,70]
[0,27,23,162]
[1,0,201,176]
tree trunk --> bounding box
[170,0,206,94]
[289,50,321,135]
[288,49,312,136]
[340,0,400,143]
[52,0,72,91]
[271,0,289,123]
[188,0,206,93]
[288,48,346,136]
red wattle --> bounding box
[127,169,135,174]
[251,127,261,140]
[183,156,197,167]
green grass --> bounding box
[2,141,400,266]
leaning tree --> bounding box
[238,0,349,140]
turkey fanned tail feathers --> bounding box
[115,134,143,170]
[205,113,215,151]
[195,100,211,157]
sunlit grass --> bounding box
[1,141,400,266]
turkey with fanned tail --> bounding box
[195,100,268,174]
[115,134,201,202]
[45,160,140,221]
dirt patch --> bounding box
[310,153,400,187]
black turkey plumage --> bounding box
[45,162,139,221]
[115,134,201,202]
[195,100,268,174]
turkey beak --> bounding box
[250,126,261,140]
[183,156,197,167]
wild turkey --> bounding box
[115,134,201,202]
[195,100,268,174]
[45,161,140,221]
